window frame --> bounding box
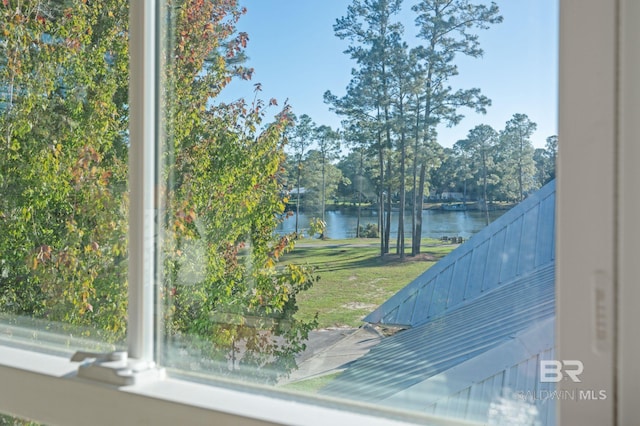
[0,0,636,424]
[555,0,617,424]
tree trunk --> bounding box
[415,56,433,255]
[377,129,385,257]
[295,161,301,236]
[413,163,426,254]
[384,159,391,254]
[482,151,490,226]
[356,149,363,238]
[411,95,421,256]
[397,97,406,259]
[321,155,326,224]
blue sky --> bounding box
[219,0,559,149]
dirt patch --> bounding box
[342,302,378,310]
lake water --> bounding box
[277,209,507,240]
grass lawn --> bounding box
[279,372,344,393]
[283,238,457,329]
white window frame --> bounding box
[0,0,638,424]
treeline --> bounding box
[284,114,557,213]
[282,0,556,258]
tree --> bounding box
[0,0,317,383]
[0,0,130,339]
[544,135,558,183]
[288,114,315,235]
[429,147,458,196]
[331,0,404,256]
[161,0,318,382]
[389,42,421,257]
[299,149,344,217]
[314,125,341,230]
[457,124,498,224]
[410,0,502,254]
[452,139,474,201]
[533,135,557,188]
[498,113,537,201]
[339,122,378,237]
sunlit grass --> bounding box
[283,238,457,328]
[279,372,343,393]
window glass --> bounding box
[159,1,558,423]
[0,0,129,351]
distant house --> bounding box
[321,180,556,425]
[440,191,465,201]
[289,187,307,199]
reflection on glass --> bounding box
[159,0,558,424]
[159,0,317,383]
[0,1,129,349]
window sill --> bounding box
[0,345,476,426]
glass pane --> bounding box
[0,1,128,352]
[159,0,558,424]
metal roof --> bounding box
[321,181,557,423]
[365,180,556,327]
[386,318,556,424]
[320,262,555,403]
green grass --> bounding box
[279,372,343,393]
[284,238,456,328]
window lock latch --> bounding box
[70,350,165,386]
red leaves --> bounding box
[35,244,52,264]
[72,146,102,185]
[203,22,214,34]
[240,68,254,80]
[270,236,292,260]
[173,200,197,233]
[237,31,248,48]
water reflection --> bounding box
[277,209,507,240]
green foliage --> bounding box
[358,223,379,238]
[297,149,344,212]
[497,113,537,201]
[308,217,327,239]
[0,0,129,342]
[327,0,502,256]
[160,0,317,383]
[0,0,317,382]
[0,413,39,426]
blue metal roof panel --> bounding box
[537,190,556,266]
[376,318,555,423]
[321,262,555,402]
[465,239,489,299]
[364,180,556,327]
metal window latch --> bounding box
[71,350,165,386]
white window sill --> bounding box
[0,345,477,426]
